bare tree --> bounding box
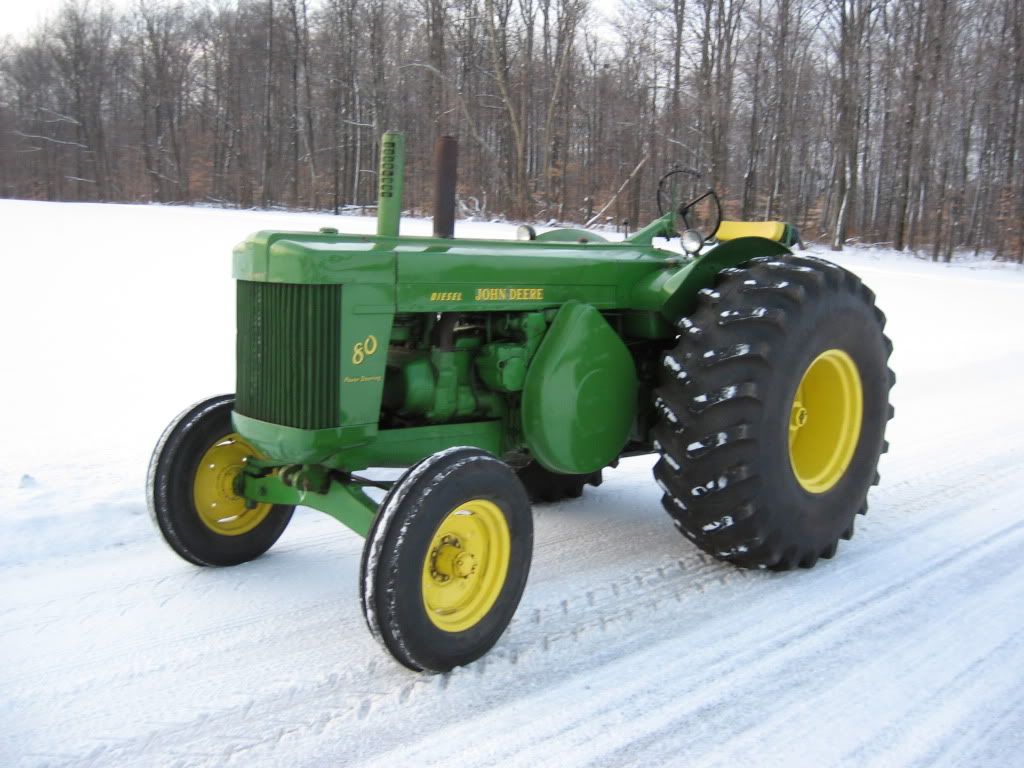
[0,0,1020,260]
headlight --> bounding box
[680,228,705,254]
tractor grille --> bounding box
[236,281,343,429]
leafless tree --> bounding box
[0,0,1020,260]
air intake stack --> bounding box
[376,131,405,237]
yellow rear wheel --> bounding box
[788,349,863,494]
[653,254,893,571]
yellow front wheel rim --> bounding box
[422,499,511,633]
[788,349,863,494]
[193,433,272,535]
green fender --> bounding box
[521,301,637,474]
[632,236,793,320]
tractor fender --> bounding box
[521,301,637,475]
[632,236,792,321]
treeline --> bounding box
[0,0,1021,260]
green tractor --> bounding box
[148,133,893,672]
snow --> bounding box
[702,516,733,532]
[655,396,679,424]
[2,200,1024,767]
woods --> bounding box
[0,0,1021,259]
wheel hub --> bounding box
[790,401,809,431]
[430,538,479,582]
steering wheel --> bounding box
[656,166,723,241]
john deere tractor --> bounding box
[148,133,893,672]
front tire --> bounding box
[653,254,894,570]
[147,394,294,567]
[360,447,533,672]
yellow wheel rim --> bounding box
[421,499,511,633]
[192,433,272,536]
[788,349,863,494]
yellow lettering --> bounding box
[475,287,544,301]
[352,334,379,365]
[475,288,510,301]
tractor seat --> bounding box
[716,220,786,242]
[716,220,802,248]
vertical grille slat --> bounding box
[236,281,342,429]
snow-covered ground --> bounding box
[1,200,1022,767]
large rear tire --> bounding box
[653,254,894,570]
[147,395,294,567]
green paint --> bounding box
[397,355,436,414]
[236,281,343,429]
[782,223,802,247]
[337,421,505,470]
[232,228,791,472]
[227,133,799,534]
[624,212,676,246]
[242,472,378,537]
[476,343,528,392]
[521,302,638,474]
[233,411,377,464]
[377,131,405,237]
[631,236,792,319]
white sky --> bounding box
[0,0,131,40]
[1,0,78,39]
[0,0,621,42]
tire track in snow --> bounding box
[355,495,1024,768]
[59,451,1023,768]
[928,688,1024,768]
[504,446,1022,661]
[610,524,1024,767]
[850,634,1024,768]
[7,416,1024,767]
[1,373,1016,643]
[0,523,364,623]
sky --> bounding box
[0,0,621,42]
[1,0,80,39]
[0,0,135,40]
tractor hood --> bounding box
[233,229,673,313]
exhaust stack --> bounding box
[432,136,458,239]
